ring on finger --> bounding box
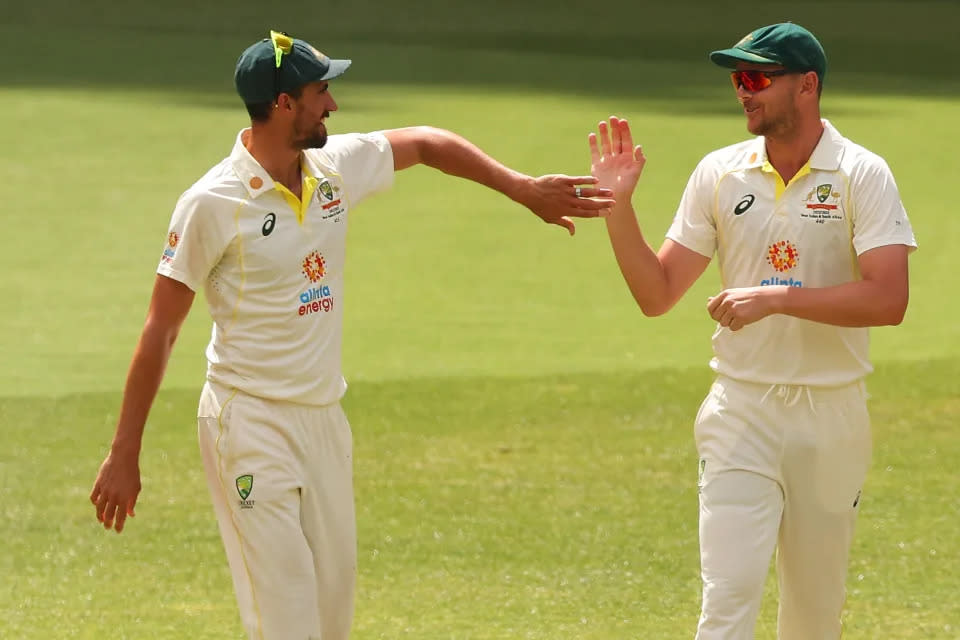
[575,187,582,198]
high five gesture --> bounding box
[588,116,646,200]
[587,116,710,316]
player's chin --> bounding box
[295,132,328,150]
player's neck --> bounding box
[764,114,824,184]
[244,126,302,194]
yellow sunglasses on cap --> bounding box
[270,30,293,99]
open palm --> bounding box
[588,116,646,199]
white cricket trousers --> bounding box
[197,381,356,640]
[694,375,871,640]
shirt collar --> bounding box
[231,129,275,199]
[740,119,844,172]
[807,119,844,171]
[742,136,767,169]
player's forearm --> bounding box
[604,204,671,316]
[775,279,908,327]
[111,320,180,456]
[414,127,533,203]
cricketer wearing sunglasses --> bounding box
[587,23,916,639]
[89,30,613,640]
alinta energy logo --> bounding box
[762,240,802,287]
[298,250,334,316]
[161,231,179,264]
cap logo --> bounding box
[736,33,755,47]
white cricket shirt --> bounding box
[667,120,917,386]
[158,129,394,405]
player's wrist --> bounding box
[505,172,535,206]
[767,285,791,316]
[110,431,143,458]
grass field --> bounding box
[2,1,959,638]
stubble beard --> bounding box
[292,112,330,150]
[750,103,799,139]
[293,128,327,150]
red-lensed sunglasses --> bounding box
[730,69,793,92]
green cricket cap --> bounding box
[234,30,351,104]
[710,23,827,83]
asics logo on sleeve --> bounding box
[734,194,755,216]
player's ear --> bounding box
[801,71,819,96]
[275,93,295,112]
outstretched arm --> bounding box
[383,126,614,235]
[90,274,194,533]
[590,116,710,315]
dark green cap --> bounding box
[710,23,827,83]
[234,30,351,104]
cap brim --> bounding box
[709,47,780,69]
[320,58,352,80]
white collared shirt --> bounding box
[157,130,394,405]
[667,120,917,386]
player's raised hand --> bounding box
[520,174,615,235]
[90,449,141,533]
[589,116,646,200]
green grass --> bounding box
[2,363,958,638]
[1,1,959,638]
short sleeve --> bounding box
[666,158,717,258]
[156,190,235,292]
[850,157,917,255]
[310,133,395,207]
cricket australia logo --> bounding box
[816,183,832,203]
[236,474,255,509]
[316,178,345,219]
[802,183,844,223]
[318,179,335,201]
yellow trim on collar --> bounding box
[272,162,320,224]
[762,160,811,201]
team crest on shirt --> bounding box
[298,250,335,317]
[161,231,179,264]
[236,474,255,509]
[760,240,803,287]
[816,184,831,203]
[316,178,345,220]
[318,179,334,201]
[801,183,844,223]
